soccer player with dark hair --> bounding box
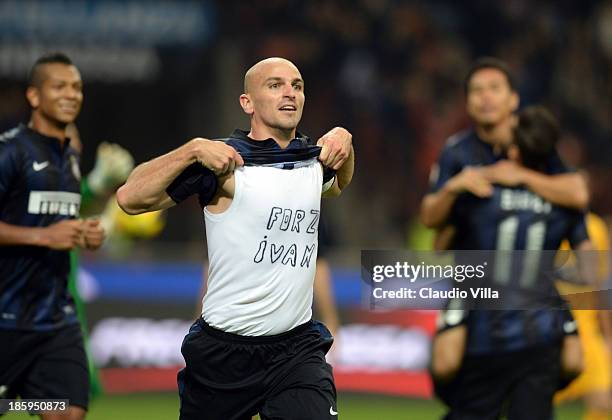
[421,57,589,231]
[430,105,592,419]
[117,57,353,419]
[422,57,592,418]
[425,58,589,383]
[0,53,105,419]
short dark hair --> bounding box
[513,105,560,171]
[28,52,74,87]
[464,57,516,94]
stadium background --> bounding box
[1,0,611,418]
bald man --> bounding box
[117,57,354,420]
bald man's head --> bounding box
[239,57,305,137]
[244,57,301,93]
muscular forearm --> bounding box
[336,146,355,191]
[522,171,589,210]
[0,221,46,247]
[336,146,354,190]
[420,185,459,229]
[421,166,494,228]
[117,141,198,214]
[323,146,354,197]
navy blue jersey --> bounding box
[457,186,587,354]
[430,129,586,354]
[429,129,570,195]
[167,129,335,207]
[0,125,81,331]
[454,187,586,251]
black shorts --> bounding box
[435,343,562,420]
[0,324,89,411]
[178,318,337,420]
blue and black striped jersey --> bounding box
[431,129,587,354]
[429,129,569,195]
[0,124,81,331]
[166,129,335,207]
[458,185,587,354]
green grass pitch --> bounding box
[3,392,584,419]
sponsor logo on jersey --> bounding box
[27,191,81,216]
[32,161,50,171]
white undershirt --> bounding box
[201,158,323,336]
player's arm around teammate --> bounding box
[421,58,589,229]
[420,166,493,228]
[479,160,589,211]
[421,161,588,229]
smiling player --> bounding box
[0,53,105,420]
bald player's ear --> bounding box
[240,93,254,115]
[26,86,40,109]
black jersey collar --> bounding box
[229,129,311,150]
[224,129,321,166]
[21,124,72,152]
[470,129,507,161]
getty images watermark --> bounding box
[370,260,497,300]
[361,250,612,310]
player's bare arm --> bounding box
[420,167,493,228]
[318,126,354,197]
[480,160,589,210]
[0,219,83,250]
[313,259,341,337]
[117,138,243,214]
